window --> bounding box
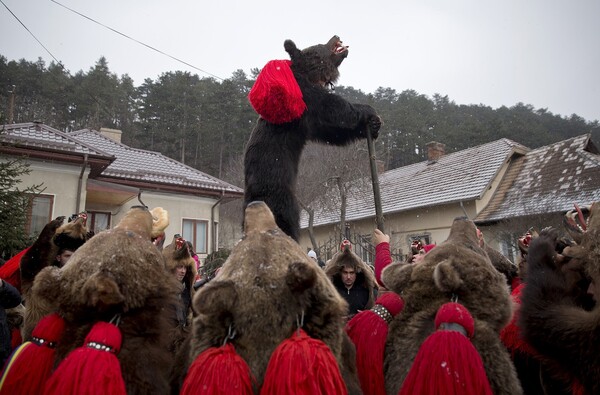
[27,194,53,237]
[182,219,208,254]
[89,211,111,233]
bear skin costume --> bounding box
[520,202,600,395]
[381,216,523,395]
[162,234,197,355]
[20,214,90,341]
[28,206,178,394]
[244,35,382,241]
[324,242,377,319]
[178,202,362,394]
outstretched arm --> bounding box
[373,229,392,287]
[302,83,381,145]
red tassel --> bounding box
[0,313,65,395]
[261,329,347,395]
[399,302,493,395]
[181,343,254,395]
[43,321,126,395]
[346,292,404,395]
[248,59,306,124]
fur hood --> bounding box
[163,235,197,290]
[324,241,377,309]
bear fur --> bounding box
[520,202,600,394]
[324,242,378,318]
[180,201,360,393]
[20,214,90,340]
[162,235,197,354]
[381,216,522,395]
[244,35,382,241]
[29,205,179,394]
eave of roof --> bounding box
[0,122,114,176]
[474,134,600,223]
[301,138,527,228]
[69,129,243,197]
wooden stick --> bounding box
[366,125,385,232]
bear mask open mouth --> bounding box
[333,39,348,54]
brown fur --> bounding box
[520,202,600,394]
[181,202,353,393]
[382,217,521,395]
[163,235,197,355]
[29,206,179,394]
[19,216,65,296]
[324,245,378,313]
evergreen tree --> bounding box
[0,158,43,260]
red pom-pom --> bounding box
[261,329,347,395]
[0,313,65,395]
[248,60,306,124]
[43,321,126,395]
[400,303,493,395]
[181,343,254,395]
[434,302,475,338]
[346,292,404,395]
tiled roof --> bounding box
[301,138,528,228]
[0,122,112,158]
[475,134,600,222]
[70,129,243,195]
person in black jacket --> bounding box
[0,278,22,365]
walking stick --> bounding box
[366,124,385,233]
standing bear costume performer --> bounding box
[245,35,382,240]
[381,216,523,395]
[178,202,361,395]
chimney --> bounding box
[33,120,42,131]
[426,141,446,162]
[99,127,122,143]
[376,159,385,174]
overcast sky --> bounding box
[1,0,599,121]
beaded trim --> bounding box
[87,341,116,353]
[438,322,467,337]
[32,336,57,348]
[371,304,393,324]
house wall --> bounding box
[115,191,219,260]
[298,200,478,262]
[8,158,89,218]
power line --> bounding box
[1,0,119,123]
[49,0,224,81]
[1,0,63,66]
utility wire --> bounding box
[50,0,224,81]
[1,0,63,66]
[1,0,119,123]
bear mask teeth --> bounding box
[333,41,348,53]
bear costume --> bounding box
[381,216,523,395]
[20,214,90,341]
[179,201,361,393]
[244,35,382,240]
[520,202,600,395]
[324,241,378,319]
[162,234,197,355]
[26,206,178,394]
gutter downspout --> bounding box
[76,154,88,214]
[210,192,225,253]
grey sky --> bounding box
[1,0,599,121]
